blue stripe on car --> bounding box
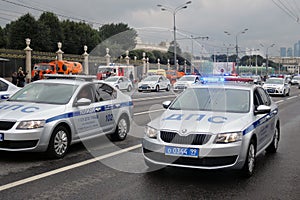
[243,108,278,135]
[45,101,133,123]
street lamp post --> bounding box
[157,1,192,71]
[260,43,275,77]
[224,28,248,75]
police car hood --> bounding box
[263,83,283,87]
[0,101,66,120]
[149,109,252,134]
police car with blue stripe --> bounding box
[0,77,20,101]
[143,77,280,176]
[0,74,133,158]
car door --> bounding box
[95,83,117,133]
[254,87,273,151]
[118,77,126,90]
[72,84,101,139]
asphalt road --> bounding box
[0,86,300,200]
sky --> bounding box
[0,0,300,57]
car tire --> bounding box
[127,85,132,92]
[266,126,280,153]
[47,125,70,159]
[166,84,170,91]
[108,114,129,141]
[282,90,286,97]
[241,139,256,177]
[115,85,119,89]
[286,89,290,96]
[155,85,159,92]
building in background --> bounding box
[280,47,286,57]
[287,48,293,57]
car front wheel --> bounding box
[166,84,170,91]
[127,85,132,92]
[47,126,70,159]
[241,139,256,177]
[155,85,159,92]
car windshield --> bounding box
[265,78,284,84]
[105,77,119,82]
[169,88,250,113]
[143,76,159,81]
[293,76,300,80]
[179,76,196,81]
[9,82,78,104]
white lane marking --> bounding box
[134,109,165,116]
[287,96,297,100]
[275,100,284,104]
[133,95,175,102]
[0,144,142,192]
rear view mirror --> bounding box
[162,101,171,109]
[254,105,271,115]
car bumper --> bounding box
[0,128,50,152]
[142,136,245,170]
[264,88,285,95]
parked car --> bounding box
[291,75,300,85]
[0,77,20,101]
[263,77,290,96]
[143,82,280,177]
[173,75,201,92]
[138,75,171,92]
[0,75,133,158]
[104,76,133,92]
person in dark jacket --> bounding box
[11,72,18,85]
[17,70,26,87]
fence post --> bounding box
[125,50,130,65]
[24,38,32,83]
[56,42,64,61]
[83,45,89,75]
[105,48,111,66]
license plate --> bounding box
[267,89,275,93]
[165,146,199,158]
[0,133,3,141]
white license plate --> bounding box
[165,146,199,158]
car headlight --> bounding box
[17,120,45,129]
[145,126,158,138]
[215,132,242,143]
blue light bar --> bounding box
[200,76,225,83]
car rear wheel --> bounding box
[166,84,170,91]
[266,126,279,153]
[108,114,129,141]
[241,139,256,177]
[47,126,70,159]
[127,85,132,92]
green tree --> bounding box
[0,26,5,48]
[7,13,39,49]
[37,12,64,52]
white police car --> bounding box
[0,75,133,158]
[263,77,290,96]
[0,77,20,101]
[143,80,280,176]
[138,75,171,92]
[173,75,201,92]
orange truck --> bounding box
[32,60,83,79]
[166,70,185,85]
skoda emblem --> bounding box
[181,129,187,134]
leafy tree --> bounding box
[7,13,39,49]
[94,23,137,58]
[0,26,5,48]
[37,12,63,52]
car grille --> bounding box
[0,140,38,149]
[0,121,16,130]
[160,131,211,145]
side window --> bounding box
[0,80,8,91]
[253,89,263,107]
[95,83,117,102]
[257,87,271,106]
[77,85,95,103]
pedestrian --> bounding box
[11,72,18,85]
[32,71,40,82]
[129,71,134,82]
[17,70,26,87]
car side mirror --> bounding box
[74,98,91,107]
[162,100,172,109]
[254,105,271,115]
